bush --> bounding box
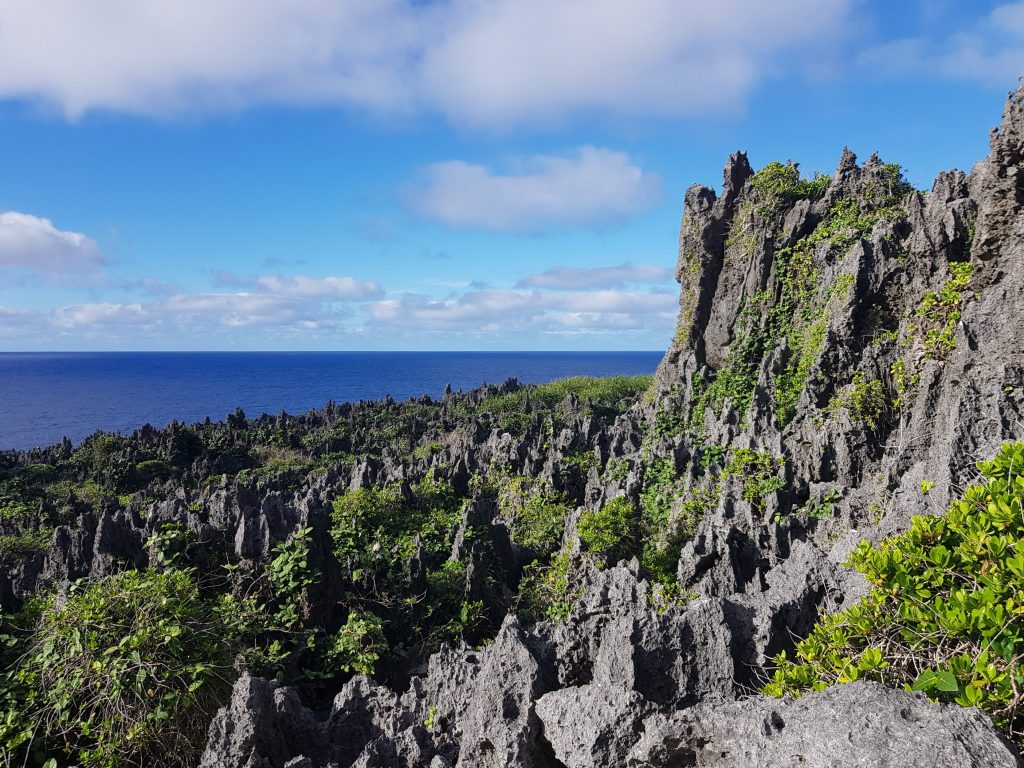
[475,375,652,416]
[722,448,785,510]
[324,611,388,677]
[1,569,231,767]
[914,262,973,359]
[499,477,570,556]
[750,161,830,215]
[331,475,461,589]
[764,441,1024,747]
[516,551,574,624]
[577,496,637,565]
[826,372,888,430]
[135,458,173,483]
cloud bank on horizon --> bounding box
[0,0,1020,350]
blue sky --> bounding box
[0,0,1020,351]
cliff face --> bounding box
[4,87,1024,768]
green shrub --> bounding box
[577,496,637,566]
[324,611,387,677]
[503,483,570,556]
[331,474,461,588]
[796,487,842,521]
[723,449,785,510]
[135,459,172,483]
[267,527,315,628]
[474,375,652,416]
[1,569,231,767]
[516,551,574,624]
[913,262,973,359]
[826,372,888,430]
[750,161,830,217]
[0,529,51,562]
[764,441,1024,747]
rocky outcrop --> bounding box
[630,681,1021,767]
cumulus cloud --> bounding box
[406,148,661,233]
[214,272,383,300]
[9,267,679,343]
[0,0,851,126]
[0,211,106,284]
[49,280,382,335]
[50,287,369,335]
[0,306,42,337]
[858,2,1024,85]
[516,263,672,290]
[368,287,675,334]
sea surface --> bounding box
[0,351,663,451]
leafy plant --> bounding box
[268,527,316,627]
[1,570,231,767]
[913,262,974,360]
[722,449,786,510]
[324,611,387,677]
[577,496,637,566]
[499,477,571,557]
[795,487,842,521]
[826,372,888,430]
[472,375,652,417]
[764,441,1024,747]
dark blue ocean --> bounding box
[0,351,663,450]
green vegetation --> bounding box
[577,496,637,566]
[0,529,51,561]
[912,262,974,360]
[722,448,786,510]
[826,372,888,430]
[0,373,662,764]
[764,441,1024,747]
[473,375,652,417]
[329,474,486,658]
[750,161,830,218]
[500,477,571,556]
[324,611,388,676]
[795,487,843,521]
[517,551,574,624]
[890,358,921,408]
[674,238,706,345]
[1,570,231,768]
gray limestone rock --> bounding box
[629,682,1022,768]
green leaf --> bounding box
[936,669,959,693]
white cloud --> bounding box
[0,211,106,284]
[517,263,672,290]
[858,2,1024,85]
[5,265,679,343]
[416,0,849,128]
[253,275,383,299]
[215,273,383,300]
[52,302,148,328]
[0,306,42,337]
[51,292,347,333]
[0,0,851,126]
[406,147,661,233]
[369,287,675,333]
